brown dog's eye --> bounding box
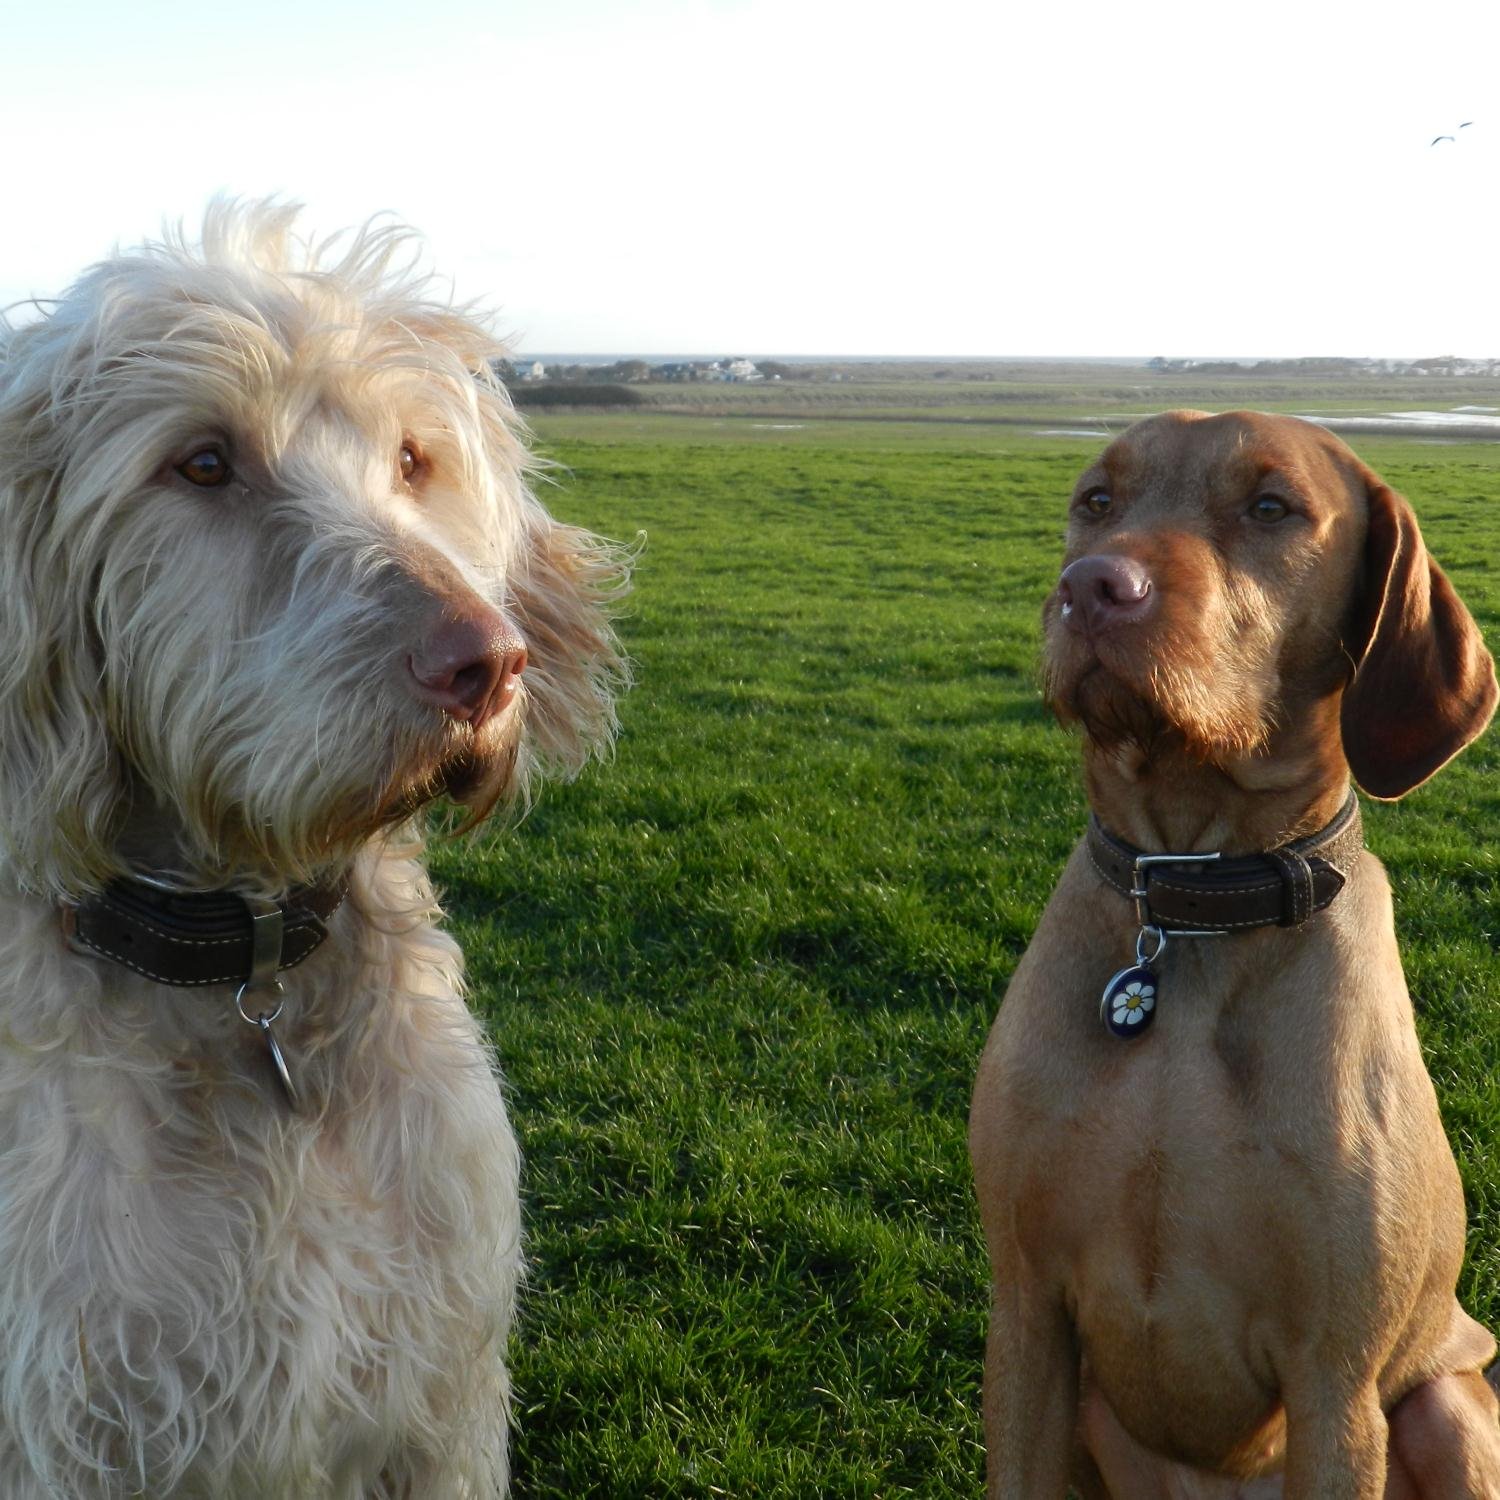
[1250,495,1288,523]
[399,442,421,483]
[176,447,232,488]
[1082,489,1113,517]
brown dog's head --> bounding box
[1042,410,1496,798]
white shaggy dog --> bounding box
[0,204,627,1497]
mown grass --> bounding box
[430,417,1500,1497]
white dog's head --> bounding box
[0,202,628,898]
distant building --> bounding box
[518,360,546,382]
[726,358,763,382]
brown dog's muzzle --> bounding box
[1057,554,1154,636]
[1044,531,1240,753]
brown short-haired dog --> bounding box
[970,411,1500,1497]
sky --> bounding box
[3,0,1498,358]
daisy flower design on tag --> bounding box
[1112,979,1155,1028]
[1100,964,1160,1038]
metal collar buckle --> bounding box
[1130,849,1229,940]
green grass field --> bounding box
[432,411,1500,1497]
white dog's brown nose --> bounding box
[408,608,527,730]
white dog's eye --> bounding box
[399,443,421,483]
[176,447,233,488]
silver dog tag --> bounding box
[258,1015,300,1111]
[236,978,299,1112]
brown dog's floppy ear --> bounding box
[1341,482,1497,799]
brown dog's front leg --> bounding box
[982,1283,1079,1500]
[1281,1380,1387,1500]
[1388,1370,1500,1498]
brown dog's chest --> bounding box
[974,855,1467,1468]
[1056,1102,1305,1468]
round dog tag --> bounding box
[1100,964,1157,1039]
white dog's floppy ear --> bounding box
[450,356,631,779]
[507,489,632,774]
[0,328,126,896]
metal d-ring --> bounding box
[1135,924,1167,967]
[235,979,285,1029]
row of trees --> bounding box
[1149,356,1500,377]
[495,358,800,384]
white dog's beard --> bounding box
[375,709,527,831]
[123,693,530,886]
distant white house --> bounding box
[518,360,546,382]
[726,358,763,382]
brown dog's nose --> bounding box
[408,607,527,730]
[1057,554,1153,634]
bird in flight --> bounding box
[1431,122,1474,145]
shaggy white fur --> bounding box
[0,204,628,1498]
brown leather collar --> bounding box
[64,874,349,988]
[1085,792,1363,932]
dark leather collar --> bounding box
[1085,791,1363,932]
[65,874,349,988]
